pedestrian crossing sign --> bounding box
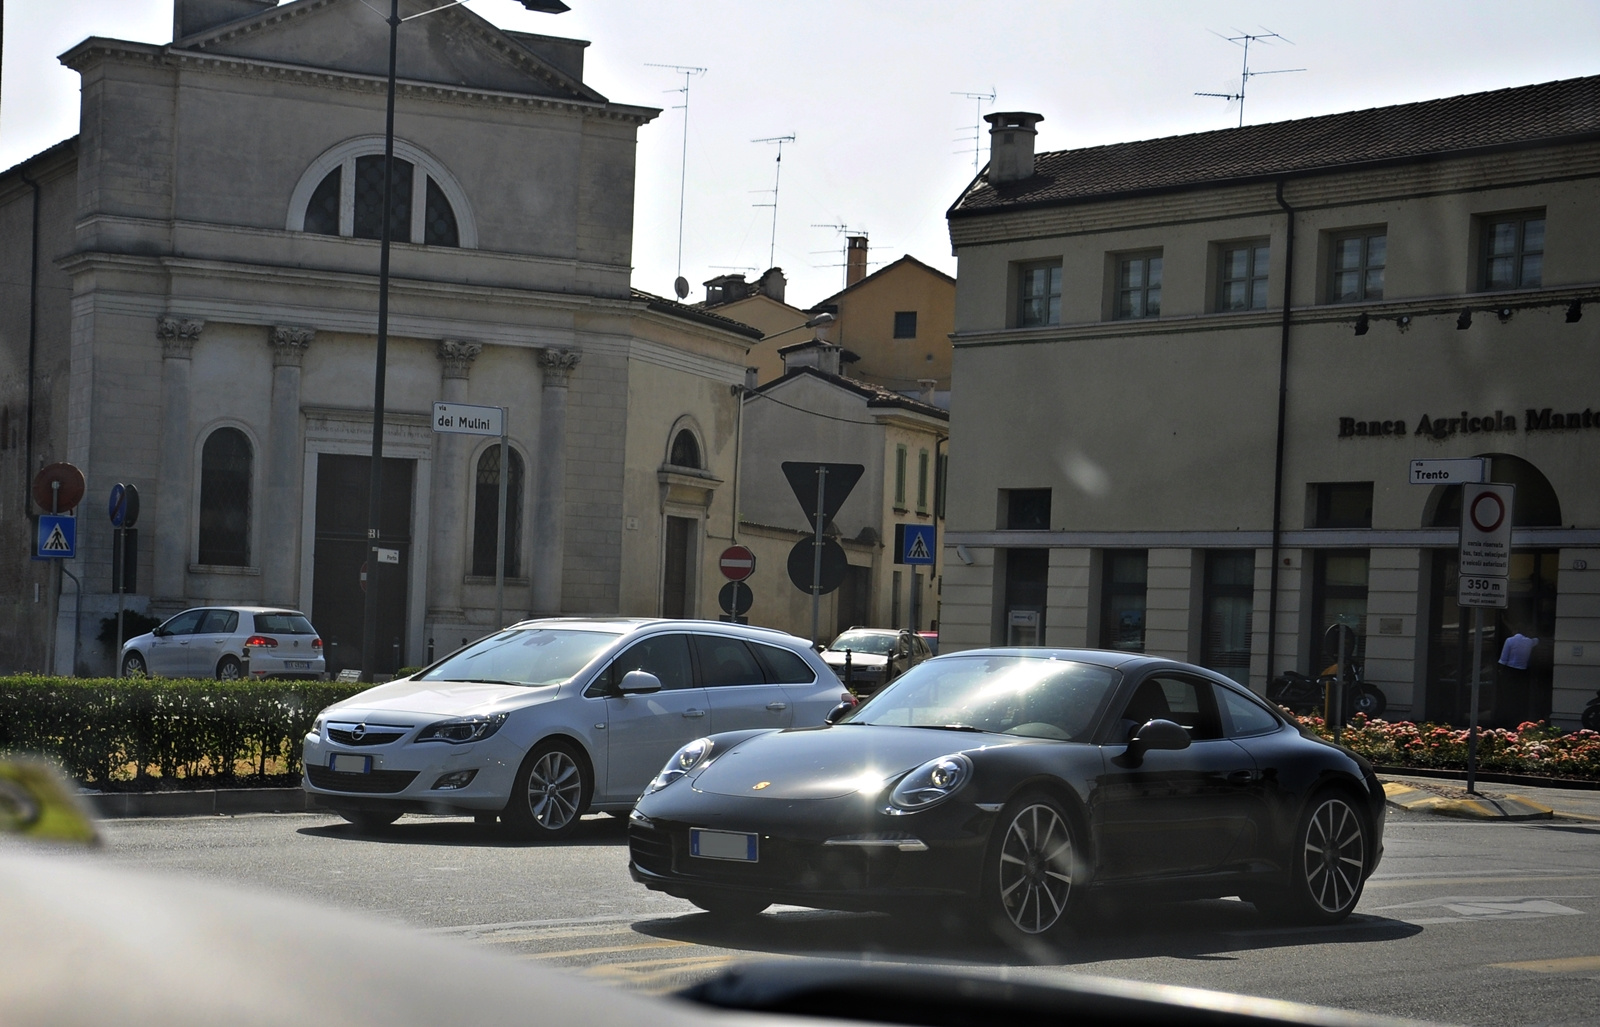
[895,523,936,566]
[35,514,76,560]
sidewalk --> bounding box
[1380,772,1600,822]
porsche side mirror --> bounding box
[1126,718,1190,761]
[824,699,856,725]
[618,670,663,695]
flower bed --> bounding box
[1289,711,1600,780]
[0,675,363,789]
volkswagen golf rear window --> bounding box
[254,612,314,634]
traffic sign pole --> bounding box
[1458,481,1514,795]
[811,466,826,646]
[495,413,508,633]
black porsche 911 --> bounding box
[628,648,1386,940]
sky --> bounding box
[3,1,1599,309]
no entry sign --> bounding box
[719,545,756,581]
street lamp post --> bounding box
[359,0,568,683]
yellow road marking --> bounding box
[1491,955,1600,974]
[522,939,693,960]
[584,954,739,978]
[471,924,642,945]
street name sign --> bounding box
[1410,458,1487,485]
[35,515,76,559]
[432,402,504,437]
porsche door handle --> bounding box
[1227,769,1261,784]
[682,709,706,718]
[766,702,788,712]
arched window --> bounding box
[1425,454,1562,528]
[669,428,702,469]
[472,446,524,577]
[198,428,252,566]
[288,137,473,248]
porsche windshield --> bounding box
[418,628,618,686]
[846,655,1117,740]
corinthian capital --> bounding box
[156,315,205,358]
[538,348,582,389]
[270,325,316,366]
[437,339,483,380]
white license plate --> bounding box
[690,828,758,862]
[283,660,310,670]
[329,753,371,774]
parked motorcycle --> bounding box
[1268,661,1387,719]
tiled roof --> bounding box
[752,366,949,421]
[632,289,764,340]
[807,254,955,312]
[950,75,1600,217]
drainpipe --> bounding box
[1266,179,1296,689]
[19,168,41,512]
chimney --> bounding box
[984,112,1044,185]
[744,367,760,391]
[781,339,842,377]
[757,267,787,302]
[918,379,938,404]
[845,236,868,287]
[703,273,748,307]
[174,0,276,41]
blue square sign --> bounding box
[896,523,936,566]
[35,514,76,559]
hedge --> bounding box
[0,676,365,790]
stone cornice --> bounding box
[270,324,315,366]
[156,315,205,357]
[58,37,657,125]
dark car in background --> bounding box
[819,628,932,695]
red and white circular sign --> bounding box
[719,545,756,581]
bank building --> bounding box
[940,77,1600,728]
[0,0,760,675]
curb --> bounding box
[1372,765,1600,791]
[84,788,316,819]
[1381,781,1553,821]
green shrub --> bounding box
[0,675,365,789]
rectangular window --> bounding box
[1219,241,1270,311]
[1003,488,1051,531]
[894,445,907,509]
[1329,231,1385,303]
[916,450,930,513]
[1481,212,1544,290]
[1017,262,1062,327]
[1100,549,1148,651]
[891,569,903,628]
[934,452,948,519]
[1312,550,1369,670]
[1115,252,1162,319]
[893,311,918,338]
[1310,482,1374,529]
[1202,550,1255,684]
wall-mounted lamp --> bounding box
[1456,308,1473,330]
[1495,306,1514,324]
[955,545,975,566]
[1568,300,1584,323]
[1353,313,1369,336]
[1395,314,1412,332]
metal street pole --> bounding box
[1468,607,1483,794]
[811,465,827,646]
[495,411,508,631]
[360,0,401,684]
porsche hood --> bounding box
[693,725,1004,800]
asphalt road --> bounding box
[93,806,1600,1025]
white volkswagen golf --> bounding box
[302,618,848,837]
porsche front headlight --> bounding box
[888,753,972,812]
[643,737,714,796]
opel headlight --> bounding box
[888,754,972,812]
[644,737,714,796]
[414,713,508,744]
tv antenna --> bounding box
[952,89,996,172]
[813,224,870,287]
[1194,30,1303,128]
[751,135,795,270]
[647,62,707,299]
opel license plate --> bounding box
[690,828,758,862]
[329,753,371,774]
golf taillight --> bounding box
[312,638,322,649]
[244,635,277,649]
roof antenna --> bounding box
[951,89,996,172]
[647,62,707,299]
[812,223,869,288]
[1194,29,1304,128]
[751,135,796,271]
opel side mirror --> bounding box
[1126,718,1190,763]
[618,670,663,695]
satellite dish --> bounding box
[674,276,690,300]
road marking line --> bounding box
[471,924,643,945]
[1366,874,1600,889]
[584,954,739,977]
[1491,955,1600,973]
[424,914,643,935]
[523,940,693,960]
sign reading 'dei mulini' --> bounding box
[1338,407,1600,440]
[432,402,504,437]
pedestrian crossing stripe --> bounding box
[906,533,930,561]
[41,525,70,551]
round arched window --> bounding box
[669,429,702,469]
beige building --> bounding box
[941,80,1600,728]
[0,0,761,675]
[735,342,947,644]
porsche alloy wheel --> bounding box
[504,741,589,840]
[1301,795,1367,917]
[992,797,1077,936]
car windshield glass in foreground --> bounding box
[419,628,618,686]
[847,656,1117,740]
[829,631,897,656]
[254,613,314,634]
